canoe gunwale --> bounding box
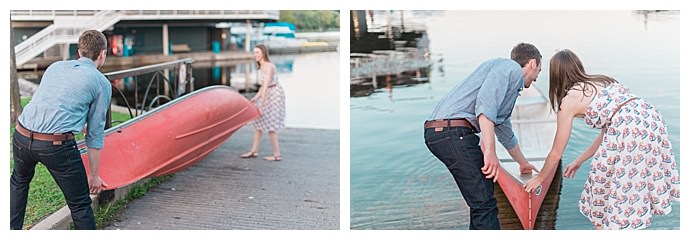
[101,85,241,137]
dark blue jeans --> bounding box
[10,130,95,230]
[424,126,500,230]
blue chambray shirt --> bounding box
[428,57,524,150]
[18,57,112,149]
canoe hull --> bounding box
[78,86,259,190]
[494,86,561,230]
[495,160,559,229]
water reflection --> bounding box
[634,10,681,31]
[187,55,296,93]
[350,10,444,99]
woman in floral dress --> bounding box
[524,49,679,229]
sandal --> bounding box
[263,155,282,161]
[241,151,258,158]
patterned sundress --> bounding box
[250,65,285,132]
[581,83,680,229]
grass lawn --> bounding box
[10,97,134,229]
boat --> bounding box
[229,21,307,50]
[78,85,260,190]
[263,22,297,38]
[494,85,561,230]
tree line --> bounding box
[279,10,340,32]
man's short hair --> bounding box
[511,42,541,67]
[78,30,107,61]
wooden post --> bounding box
[245,20,252,53]
[163,24,170,96]
[10,20,22,124]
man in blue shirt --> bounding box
[10,30,111,230]
[424,43,542,230]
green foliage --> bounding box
[279,10,340,32]
[20,97,30,107]
[95,198,127,229]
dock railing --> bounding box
[103,58,195,127]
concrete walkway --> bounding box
[103,126,340,230]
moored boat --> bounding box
[78,85,259,190]
[494,85,561,230]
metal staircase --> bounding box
[12,10,280,66]
[13,10,122,66]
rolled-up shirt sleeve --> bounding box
[85,74,112,149]
[495,117,518,150]
[475,63,510,124]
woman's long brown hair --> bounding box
[254,44,271,70]
[548,49,618,112]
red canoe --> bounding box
[78,85,259,190]
[496,159,558,229]
[495,86,560,230]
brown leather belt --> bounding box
[15,123,74,144]
[424,119,475,132]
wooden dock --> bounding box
[269,45,338,54]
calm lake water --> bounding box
[350,10,680,230]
